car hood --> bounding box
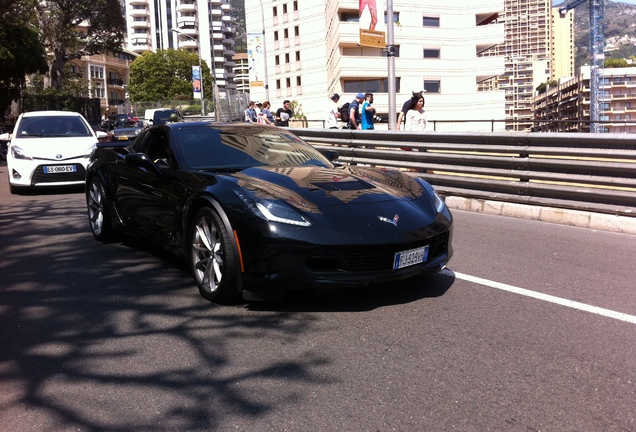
[11,136,97,159]
[231,165,428,210]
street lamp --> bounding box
[171,28,205,117]
[257,0,270,102]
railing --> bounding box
[290,128,636,217]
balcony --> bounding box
[176,3,196,13]
[129,0,146,4]
[108,99,125,106]
[177,16,197,27]
[178,39,198,49]
[107,78,124,86]
[130,8,149,17]
[130,20,149,29]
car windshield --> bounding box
[173,125,333,170]
[17,116,92,138]
[154,110,178,121]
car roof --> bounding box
[21,110,83,118]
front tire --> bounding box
[86,177,115,242]
[190,207,238,302]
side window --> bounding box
[145,130,172,166]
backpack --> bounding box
[339,102,351,123]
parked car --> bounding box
[6,110,108,194]
[143,108,182,126]
[86,122,453,303]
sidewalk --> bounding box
[445,196,636,235]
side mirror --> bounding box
[95,131,108,139]
[0,132,10,141]
[322,150,339,162]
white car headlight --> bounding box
[10,145,32,160]
[84,144,97,159]
[233,188,311,227]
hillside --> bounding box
[559,0,636,68]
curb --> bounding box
[445,196,636,235]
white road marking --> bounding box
[450,270,636,325]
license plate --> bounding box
[44,165,77,174]
[116,136,129,140]
[393,245,429,270]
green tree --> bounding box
[35,0,126,90]
[0,0,48,114]
[128,49,213,106]
[605,58,629,68]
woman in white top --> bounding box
[405,96,427,131]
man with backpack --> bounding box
[346,93,365,130]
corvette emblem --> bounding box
[378,214,399,226]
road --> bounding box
[1,161,635,432]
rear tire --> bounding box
[189,207,238,302]
[86,177,115,242]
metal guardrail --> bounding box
[290,128,636,217]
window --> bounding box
[343,78,401,93]
[274,31,279,41]
[285,53,290,63]
[293,1,298,11]
[276,79,281,90]
[423,16,440,27]
[295,51,300,61]
[626,114,631,120]
[294,26,299,37]
[423,48,440,59]
[283,4,287,14]
[90,65,104,79]
[284,28,289,39]
[286,77,291,87]
[275,55,280,66]
[601,103,610,111]
[272,6,277,17]
[93,87,105,98]
[626,102,631,108]
[616,115,622,120]
[424,80,441,93]
[297,76,302,86]
[384,12,399,23]
[340,11,359,22]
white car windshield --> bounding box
[17,116,92,138]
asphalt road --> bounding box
[1,161,635,432]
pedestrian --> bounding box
[396,90,424,130]
[275,100,293,127]
[255,102,264,123]
[244,101,257,123]
[404,94,427,131]
[261,101,275,124]
[360,92,376,130]
[325,93,341,129]
[348,92,365,130]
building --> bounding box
[479,0,575,131]
[67,50,138,117]
[532,66,636,134]
[123,0,238,116]
[245,0,506,131]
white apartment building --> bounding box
[124,0,237,93]
[245,0,506,131]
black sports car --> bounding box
[86,122,453,302]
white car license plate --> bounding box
[393,245,429,270]
[44,165,77,174]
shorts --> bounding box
[359,0,377,12]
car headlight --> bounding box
[233,188,311,227]
[10,145,32,160]
[415,177,447,213]
[84,144,97,159]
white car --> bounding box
[4,110,108,194]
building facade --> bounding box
[532,66,636,134]
[67,51,138,117]
[479,0,575,131]
[245,0,506,131]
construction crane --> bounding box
[559,0,605,133]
